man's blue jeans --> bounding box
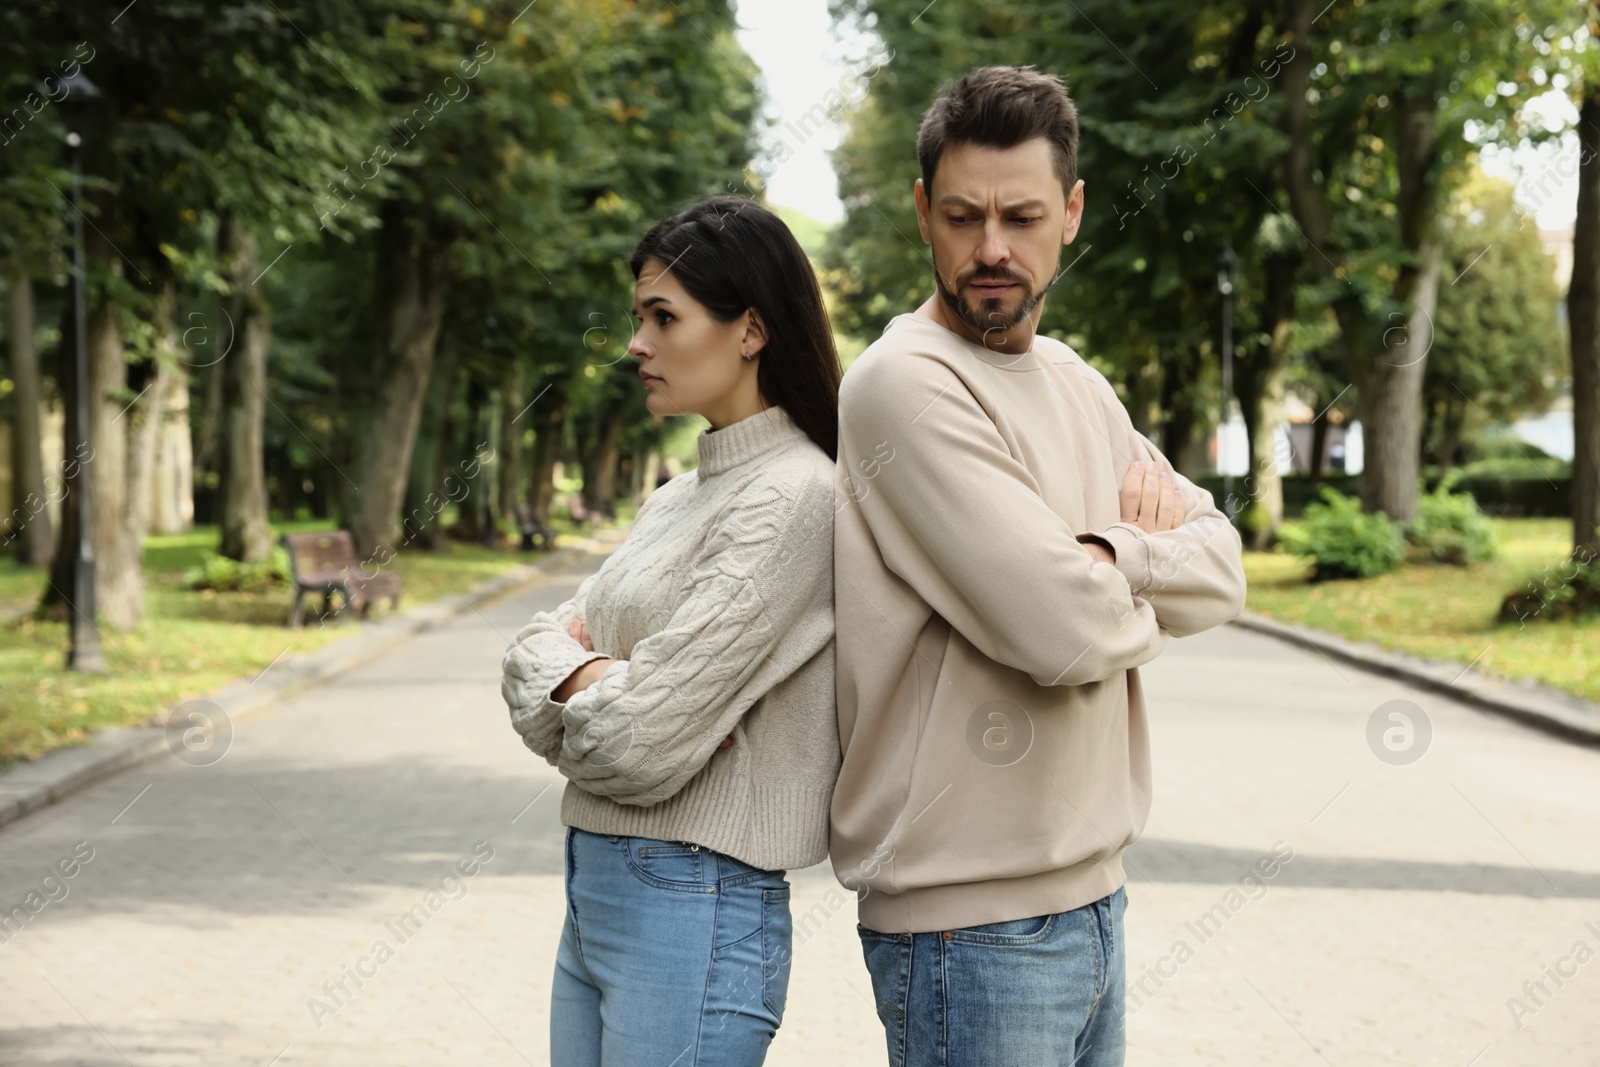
[551,827,794,1066]
[858,886,1128,1067]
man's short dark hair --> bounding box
[917,66,1079,201]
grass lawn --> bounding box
[1243,517,1600,703]
[0,508,630,767]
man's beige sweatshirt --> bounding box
[830,312,1248,934]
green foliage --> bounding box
[1461,434,1554,464]
[1406,482,1498,565]
[823,0,1578,479]
[1425,173,1566,466]
[1279,486,1407,580]
[1498,550,1600,626]
[183,545,292,592]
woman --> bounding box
[501,196,842,1067]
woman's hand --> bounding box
[568,619,594,651]
[568,618,731,747]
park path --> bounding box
[1,546,1597,1066]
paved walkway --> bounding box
[1,548,1597,1065]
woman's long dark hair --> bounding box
[629,196,841,461]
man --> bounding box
[830,65,1248,1066]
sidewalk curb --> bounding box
[1228,610,1600,747]
[0,531,627,833]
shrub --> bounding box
[1498,550,1600,625]
[1406,482,1498,565]
[183,546,292,592]
[1278,487,1407,580]
[1460,434,1552,464]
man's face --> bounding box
[915,137,1084,351]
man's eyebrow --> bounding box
[936,196,1049,212]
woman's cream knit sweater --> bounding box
[501,403,838,871]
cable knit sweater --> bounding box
[501,404,839,871]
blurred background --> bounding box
[1,0,1596,740]
[0,2,1598,1063]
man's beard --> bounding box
[935,265,1047,337]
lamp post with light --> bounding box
[58,70,107,673]
[1216,243,1238,521]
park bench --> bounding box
[512,503,556,553]
[280,531,403,628]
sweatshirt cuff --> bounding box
[1092,523,1153,595]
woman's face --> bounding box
[627,257,763,424]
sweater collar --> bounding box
[696,404,807,476]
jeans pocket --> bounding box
[623,837,715,893]
[947,912,1056,945]
[761,886,793,1021]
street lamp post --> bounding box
[1216,243,1238,523]
[59,70,106,673]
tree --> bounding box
[0,6,69,569]
[1276,0,1573,522]
[1424,172,1564,473]
[1568,3,1600,559]
[11,0,392,624]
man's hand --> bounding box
[1120,460,1185,534]
[562,619,732,748]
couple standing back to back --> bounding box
[501,64,1248,1067]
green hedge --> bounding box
[1195,471,1570,519]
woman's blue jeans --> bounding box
[551,827,794,1066]
[858,885,1128,1067]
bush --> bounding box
[1498,549,1600,625]
[1446,469,1570,516]
[1406,483,1498,565]
[1459,434,1553,464]
[1279,487,1407,580]
[183,546,292,592]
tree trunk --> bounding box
[481,385,502,543]
[7,268,54,567]
[1234,250,1296,549]
[1126,348,1160,440]
[498,361,525,518]
[1157,343,1201,479]
[403,330,460,551]
[634,444,661,502]
[84,229,143,629]
[1357,84,1442,523]
[149,364,193,535]
[528,396,565,523]
[1280,0,1436,521]
[1436,397,1466,483]
[1308,410,1329,485]
[217,218,274,562]
[193,341,224,525]
[1571,70,1600,560]
[584,408,624,518]
[447,374,491,543]
[124,281,175,548]
[344,202,449,557]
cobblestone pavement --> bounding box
[1,549,1596,1065]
